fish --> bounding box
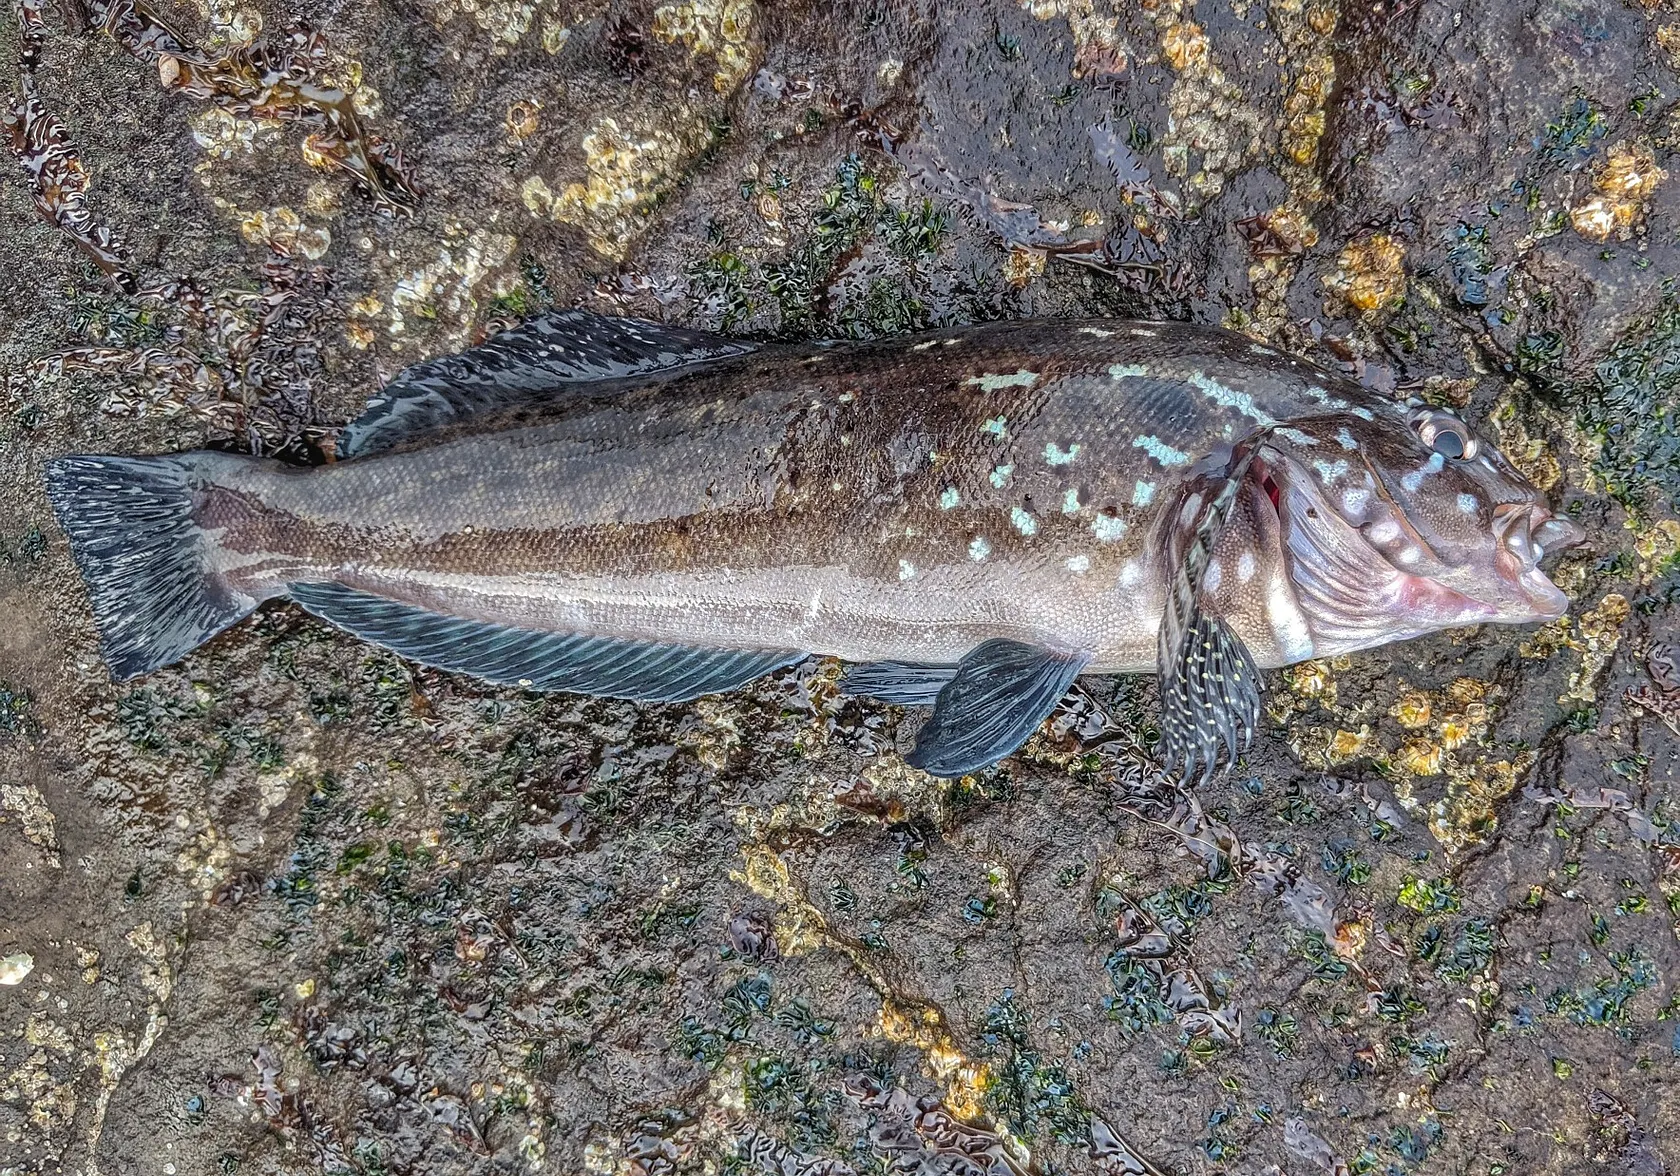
[44,311,1585,782]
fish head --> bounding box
[1252,403,1585,651]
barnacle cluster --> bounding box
[535,115,715,259]
[384,224,519,345]
[1570,140,1667,242]
[1120,0,1262,202]
[1323,233,1407,314]
[424,0,541,51]
[1559,593,1631,704]
[239,205,332,260]
[652,0,759,93]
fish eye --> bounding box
[1411,409,1477,461]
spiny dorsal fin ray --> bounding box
[338,310,758,458]
[288,581,803,702]
[905,639,1091,777]
[1157,432,1271,785]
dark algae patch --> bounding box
[4,0,1680,1174]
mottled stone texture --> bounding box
[2,1,1680,1173]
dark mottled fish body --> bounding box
[45,313,1582,779]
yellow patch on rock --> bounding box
[653,0,759,93]
[1571,141,1667,242]
[1324,234,1406,313]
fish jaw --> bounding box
[1254,444,1584,659]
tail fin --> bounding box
[44,454,256,679]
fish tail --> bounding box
[44,453,259,679]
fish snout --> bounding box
[1533,513,1586,556]
[1490,503,1580,620]
[1493,503,1585,567]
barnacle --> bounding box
[505,99,540,142]
[1285,659,1334,702]
[1396,738,1444,777]
[1327,726,1371,764]
[1392,692,1433,729]
[1323,234,1407,314]
[1002,247,1046,288]
[1570,141,1666,242]
[97,0,419,215]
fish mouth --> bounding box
[1254,449,1586,637]
[1489,502,1585,620]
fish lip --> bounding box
[1487,503,1577,619]
[1532,513,1586,556]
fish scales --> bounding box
[45,312,1583,780]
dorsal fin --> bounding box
[338,310,757,458]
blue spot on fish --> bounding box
[966,369,1039,392]
[939,486,960,510]
[1092,513,1128,541]
[1457,492,1478,514]
[1131,435,1191,467]
[1312,459,1350,483]
[1336,427,1357,450]
[989,464,1014,489]
[1132,480,1155,507]
[1010,506,1038,536]
[981,416,1008,437]
[1401,452,1446,493]
[1108,363,1148,379]
[1044,442,1081,465]
[1063,488,1081,514]
[1187,370,1278,426]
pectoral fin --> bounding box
[1157,435,1269,784]
[905,639,1090,777]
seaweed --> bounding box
[1577,288,1680,512]
[92,0,419,215]
[3,77,135,290]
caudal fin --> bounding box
[44,454,256,679]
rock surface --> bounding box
[2,1,1678,1173]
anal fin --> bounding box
[288,582,804,702]
[904,639,1090,777]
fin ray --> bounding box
[339,311,757,458]
[287,582,803,701]
[905,639,1090,777]
[839,660,958,706]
